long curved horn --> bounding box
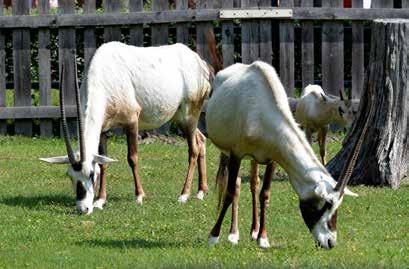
[74,60,85,163]
[59,64,76,165]
[335,93,375,195]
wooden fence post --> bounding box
[221,0,234,67]
[371,0,393,7]
[280,0,295,96]
[176,0,189,45]
[104,0,122,42]
[301,0,314,89]
[259,0,273,64]
[322,0,343,97]
[129,0,144,46]
[84,0,96,74]
[403,0,409,8]
[241,0,260,64]
[351,0,364,99]
[39,0,52,137]
[13,0,32,136]
[58,0,77,137]
[196,0,216,64]
[0,0,6,134]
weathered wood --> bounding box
[84,0,96,74]
[259,0,272,64]
[280,0,295,96]
[151,0,169,46]
[322,0,343,96]
[59,0,77,136]
[0,0,6,134]
[104,0,122,42]
[13,0,32,136]
[0,106,77,119]
[222,0,234,67]
[371,0,393,8]
[39,0,52,137]
[196,0,215,64]
[301,0,314,88]
[327,19,409,189]
[403,0,409,8]
[176,0,189,45]
[129,0,143,46]
[352,0,364,99]
[241,0,260,64]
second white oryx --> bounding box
[41,42,211,214]
[206,61,358,249]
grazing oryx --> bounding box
[41,42,211,214]
[206,61,357,249]
[295,84,356,164]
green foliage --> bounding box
[0,135,408,268]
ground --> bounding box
[0,134,408,268]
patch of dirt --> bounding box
[138,132,185,146]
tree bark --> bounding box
[326,19,409,189]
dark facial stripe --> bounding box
[76,181,86,201]
[299,199,335,231]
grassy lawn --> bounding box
[0,134,408,268]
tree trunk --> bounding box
[326,19,409,189]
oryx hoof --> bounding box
[135,194,145,205]
[227,233,239,245]
[251,230,259,241]
[196,190,205,200]
[208,235,220,246]
[93,199,106,210]
[257,237,270,249]
[178,194,189,203]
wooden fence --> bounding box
[0,0,408,137]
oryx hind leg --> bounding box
[196,129,208,200]
[94,132,108,210]
[250,160,260,240]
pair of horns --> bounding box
[59,61,85,170]
[339,89,352,101]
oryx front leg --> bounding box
[250,160,260,240]
[94,133,108,210]
[209,154,241,246]
[126,123,145,205]
[196,129,208,200]
[317,126,328,165]
[228,176,241,245]
[257,162,276,249]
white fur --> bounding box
[41,42,211,213]
[93,198,106,210]
[196,190,205,200]
[251,230,259,241]
[206,62,352,248]
[258,237,270,249]
[178,194,189,203]
[227,233,239,245]
[136,194,144,205]
[208,235,220,246]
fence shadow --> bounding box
[0,194,74,210]
[78,238,181,249]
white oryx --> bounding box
[295,84,356,164]
[41,42,211,214]
[206,61,357,249]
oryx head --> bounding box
[40,64,116,215]
[321,89,357,128]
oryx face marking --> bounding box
[299,198,338,249]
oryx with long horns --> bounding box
[41,42,212,214]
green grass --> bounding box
[0,135,408,268]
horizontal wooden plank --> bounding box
[220,8,292,19]
[0,106,77,119]
[0,8,409,29]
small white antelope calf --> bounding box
[41,42,211,214]
[295,84,356,164]
[206,61,357,249]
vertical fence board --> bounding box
[403,0,409,8]
[13,0,32,136]
[222,0,234,67]
[322,0,343,96]
[59,0,77,136]
[176,0,189,45]
[371,0,393,7]
[301,0,314,88]
[279,0,295,96]
[39,0,52,136]
[259,0,272,64]
[241,0,259,64]
[84,0,96,73]
[152,0,169,46]
[130,0,143,46]
[352,0,364,99]
[104,0,122,42]
[196,0,216,64]
[0,1,6,134]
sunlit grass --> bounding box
[0,134,408,268]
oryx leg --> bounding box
[227,176,241,245]
[258,161,276,249]
[196,129,208,200]
[178,125,201,203]
[250,160,260,240]
[126,122,145,205]
[209,154,241,245]
[305,128,313,145]
[317,126,328,165]
[94,132,108,210]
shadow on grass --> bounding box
[0,194,74,209]
[78,238,181,249]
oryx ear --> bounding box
[344,187,359,197]
[93,154,118,164]
[39,156,70,164]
